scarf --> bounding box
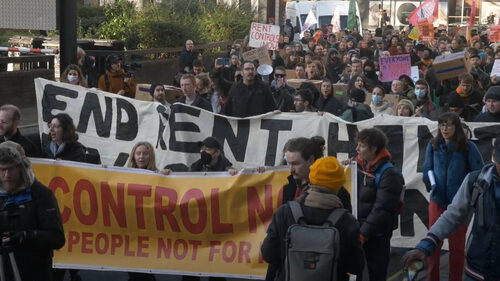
[49,141,66,157]
[304,185,343,209]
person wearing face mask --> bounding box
[190,137,236,174]
[61,64,87,87]
[413,80,439,120]
[369,85,394,116]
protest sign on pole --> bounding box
[490,25,500,42]
[248,22,280,51]
[419,21,434,42]
[300,10,317,38]
[242,46,272,65]
[378,54,411,82]
[408,26,420,41]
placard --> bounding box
[242,46,272,65]
[490,25,500,42]
[378,54,411,82]
[419,21,434,42]
[248,22,280,51]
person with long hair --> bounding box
[348,74,369,94]
[42,113,86,162]
[316,79,344,116]
[126,141,170,281]
[422,112,484,281]
[61,64,87,87]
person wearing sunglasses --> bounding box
[271,66,295,112]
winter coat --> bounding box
[176,95,213,112]
[190,155,232,172]
[261,196,364,281]
[416,164,500,279]
[316,95,345,116]
[271,84,295,112]
[0,130,40,157]
[97,69,136,98]
[356,149,404,238]
[474,111,500,122]
[42,140,86,163]
[0,180,65,281]
[223,79,276,117]
[422,140,484,207]
[370,101,394,116]
[340,103,374,122]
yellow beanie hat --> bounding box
[308,156,345,192]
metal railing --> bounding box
[0,55,54,71]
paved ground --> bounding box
[59,248,451,281]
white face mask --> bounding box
[67,75,78,83]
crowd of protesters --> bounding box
[2,20,500,281]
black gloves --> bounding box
[1,231,34,253]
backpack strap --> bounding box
[375,162,394,189]
[469,163,493,228]
[288,201,305,224]
[104,72,110,92]
[325,208,348,227]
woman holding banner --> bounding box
[422,112,484,281]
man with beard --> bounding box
[223,61,276,117]
[0,105,39,157]
[0,141,65,281]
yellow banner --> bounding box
[31,159,355,278]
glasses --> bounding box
[294,98,304,102]
[439,123,455,129]
[275,74,285,78]
[243,68,254,71]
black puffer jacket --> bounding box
[223,79,276,117]
[42,139,86,162]
[261,196,364,281]
[356,149,404,238]
[0,180,65,281]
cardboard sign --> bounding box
[378,54,411,82]
[433,51,470,80]
[242,46,273,65]
[419,22,434,42]
[491,59,500,77]
[287,79,322,90]
[136,84,182,103]
[332,83,349,102]
[490,25,500,42]
[248,22,280,51]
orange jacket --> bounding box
[97,69,136,98]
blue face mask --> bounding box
[371,94,382,104]
[415,88,426,99]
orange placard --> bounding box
[419,21,435,42]
[490,25,500,42]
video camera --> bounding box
[122,62,142,78]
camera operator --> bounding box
[98,55,136,98]
[0,141,65,281]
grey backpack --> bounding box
[285,201,347,281]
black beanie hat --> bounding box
[485,86,500,101]
[447,92,465,108]
[349,89,366,103]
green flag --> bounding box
[347,0,357,31]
